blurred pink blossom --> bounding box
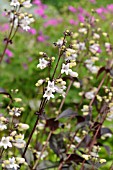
[78,14,85,22]
[37,31,49,42]
[96,8,104,14]
[23,63,28,70]
[5,49,13,58]
[69,19,78,25]
[33,0,42,5]
[68,6,76,13]
[107,4,113,12]
[44,18,62,27]
[0,24,9,32]
[34,7,47,18]
[89,0,96,4]
[78,7,84,13]
[28,28,37,35]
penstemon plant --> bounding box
[0,1,113,170]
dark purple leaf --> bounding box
[65,154,84,164]
[101,127,113,136]
[56,109,77,120]
[46,118,59,131]
[49,134,66,157]
[96,66,105,78]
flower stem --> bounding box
[22,114,40,158]
[0,23,14,64]
[33,131,53,169]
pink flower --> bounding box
[37,34,48,42]
[33,0,42,5]
[23,63,28,70]
[78,7,84,13]
[68,6,76,13]
[28,28,37,35]
[37,31,49,42]
[107,4,113,12]
[78,14,85,22]
[89,0,96,4]
[44,18,62,27]
[5,49,13,58]
[69,19,78,25]
[96,8,104,14]
[0,24,9,32]
[34,7,47,18]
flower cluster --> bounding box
[2,157,25,170]
[0,91,29,169]
[6,0,34,31]
[36,30,79,101]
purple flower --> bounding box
[37,35,48,42]
[78,7,84,13]
[89,0,96,4]
[5,49,13,58]
[28,57,33,62]
[69,19,78,25]
[28,28,37,35]
[107,4,113,12]
[0,24,9,32]
[68,6,76,13]
[33,0,42,5]
[44,18,62,27]
[23,63,28,70]
[96,8,104,14]
[78,14,85,22]
[34,7,47,18]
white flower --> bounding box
[93,33,100,39]
[37,58,49,69]
[89,66,99,74]
[76,42,86,50]
[8,157,19,170]
[86,63,99,74]
[78,28,87,33]
[61,63,70,75]
[18,123,29,131]
[90,44,99,54]
[0,122,7,131]
[16,157,25,164]
[10,13,19,28]
[22,0,32,8]
[35,79,44,86]
[36,122,45,130]
[13,134,26,148]
[85,59,94,65]
[107,112,113,121]
[0,137,12,149]
[99,159,106,164]
[10,0,20,7]
[65,48,78,61]
[73,82,80,88]
[105,42,110,48]
[85,91,95,100]
[55,39,64,47]
[90,152,99,158]
[36,151,48,160]
[47,81,56,92]
[20,16,34,31]
[69,70,78,77]
[82,154,90,160]
[55,84,66,97]
[43,89,54,100]
[74,136,82,143]
[9,107,21,117]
